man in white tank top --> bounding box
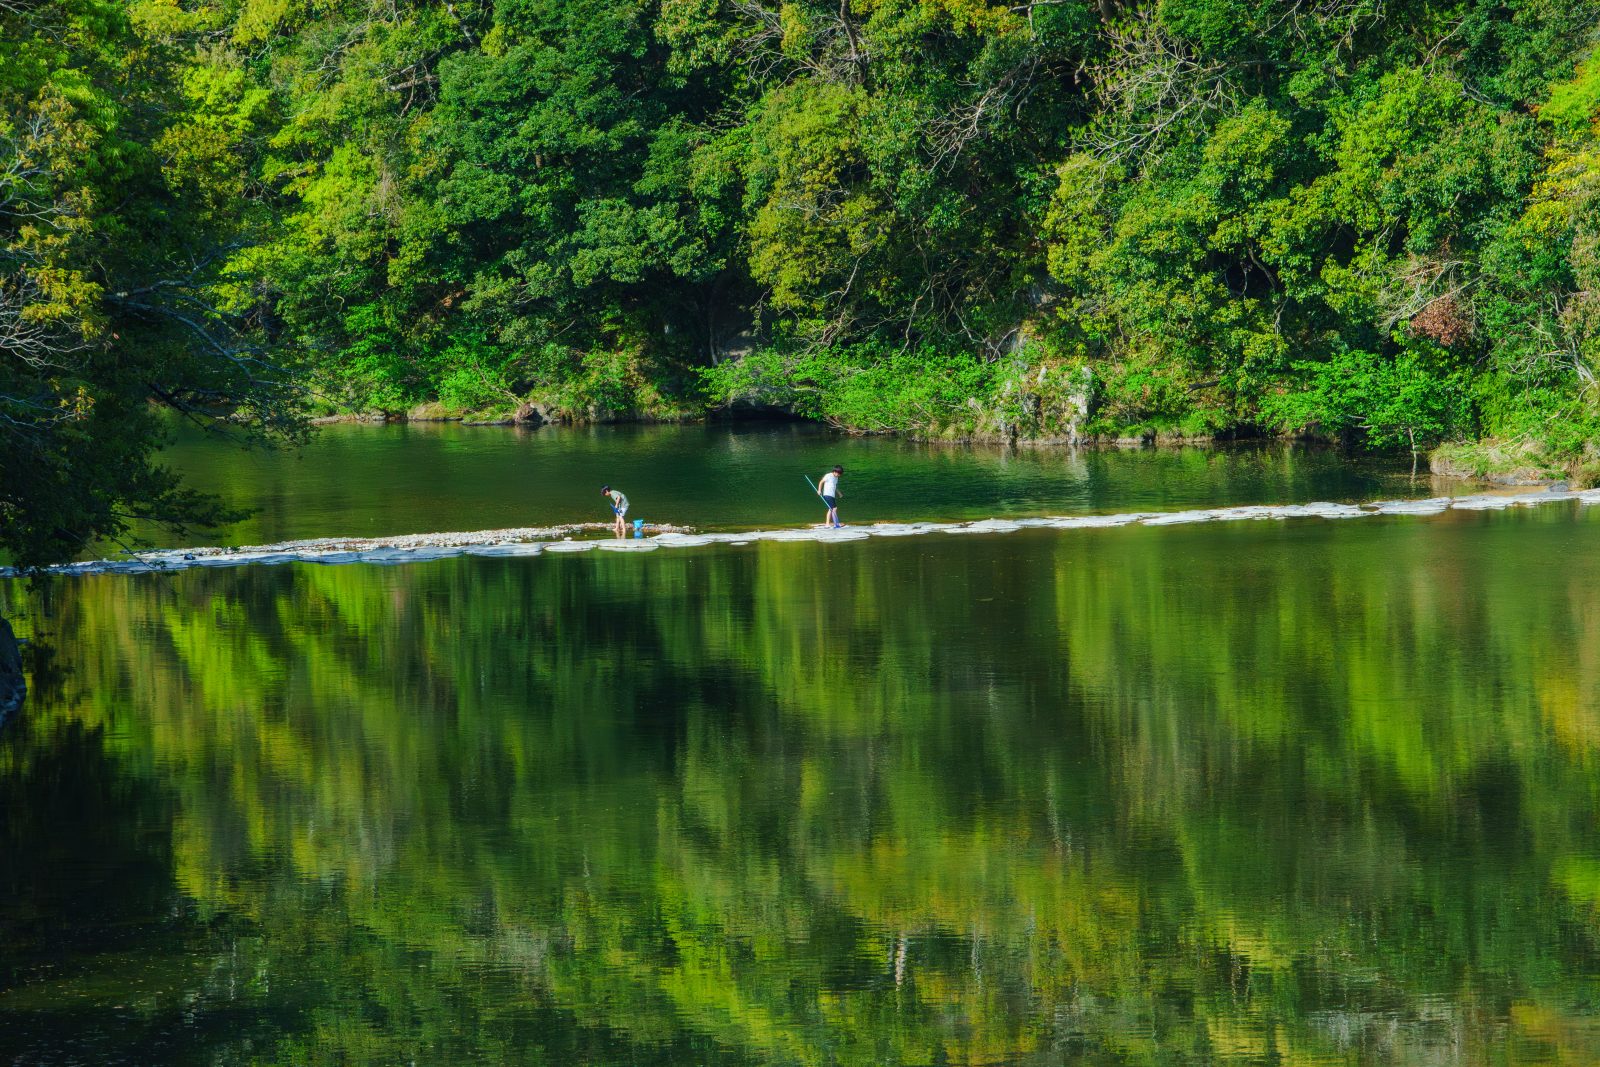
[818,465,843,528]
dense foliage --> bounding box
[220,0,1600,447]
[0,0,299,567]
[3,0,1600,561]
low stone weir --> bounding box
[5,488,1596,578]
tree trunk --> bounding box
[0,615,24,722]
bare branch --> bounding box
[1081,8,1241,168]
[925,55,1041,170]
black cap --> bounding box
[600,484,610,492]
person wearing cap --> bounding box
[601,485,629,537]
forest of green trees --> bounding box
[2,0,1599,562]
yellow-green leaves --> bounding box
[156,62,271,217]
[231,0,296,46]
[747,81,888,315]
[1542,57,1600,132]
[127,0,211,43]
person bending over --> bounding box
[601,485,629,537]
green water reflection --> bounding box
[139,422,1439,547]
[6,504,1600,1064]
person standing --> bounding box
[818,465,843,528]
[601,485,629,537]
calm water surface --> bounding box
[137,421,1444,545]
[4,427,1600,1065]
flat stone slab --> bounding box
[11,488,1600,578]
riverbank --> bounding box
[306,401,1589,489]
[1430,439,1600,488]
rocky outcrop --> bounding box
[513,402,549,425]
[0,616,24,721]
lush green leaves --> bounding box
[1043,4,1600,452]
[0,0,297,569]
[8,0,1600,567]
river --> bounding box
[3,423,1599,1065]
[128,421,1439,543]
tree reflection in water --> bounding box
[4,508,1600,1065]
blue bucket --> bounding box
[633,518,644,538]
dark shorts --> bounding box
[822,495,836,509]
